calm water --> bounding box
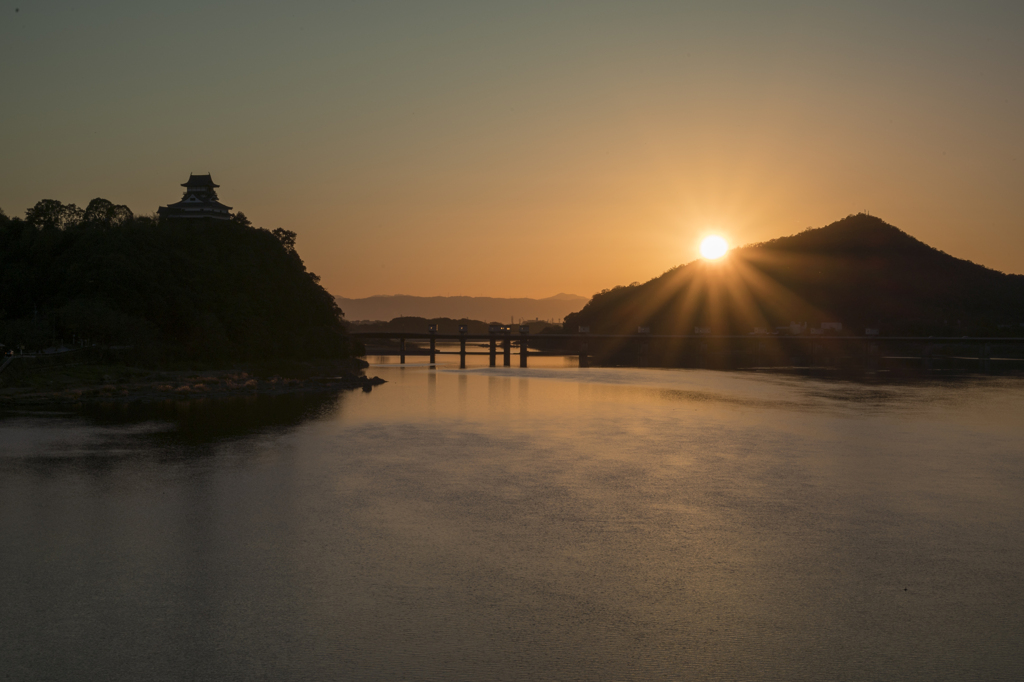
[2,359,1023,681]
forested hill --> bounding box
[0,200,358,362]
[566,214,1024,337]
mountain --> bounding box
[565,214,1024,338]
[335,293,588,324]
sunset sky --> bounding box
[2,1,1022,299]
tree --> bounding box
[82,198,133,226]
[230,212,253,227]
[25,200,83,230]
[272,228,297,254]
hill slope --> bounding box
[565,214,1024,337]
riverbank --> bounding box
[0,358,384,406]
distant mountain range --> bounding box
[566,214,1024,338]
[335,293,588,323]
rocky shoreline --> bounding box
[0,363,385,407]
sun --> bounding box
[700,235,729,260]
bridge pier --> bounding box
[503,327,511,367]
[637,327,650,367]
[578,327,589,368]
[459,325,467,369]
[400,336,406,364]
[428,325,437,365]
[519,325,529,368]
[489,326,498,367]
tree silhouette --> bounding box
[25,199,83,230]
[82,198,133,226]
[230,212,253,227]
[272,228,297,254]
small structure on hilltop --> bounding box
[158,173,232,220]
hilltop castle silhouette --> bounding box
[157,173,232,220]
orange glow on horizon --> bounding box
[2,4,1022,298]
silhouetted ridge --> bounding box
[566,214,1024,340]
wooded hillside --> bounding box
[0,201,358,362]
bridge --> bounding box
[352,325,572,369]
[350,326,1024,374]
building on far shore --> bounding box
[157,173,232,220]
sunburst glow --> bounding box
[700,235,729,260]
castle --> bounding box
[157,173,232,220]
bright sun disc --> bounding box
[700,235,728,260]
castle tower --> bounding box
[157,173,232,220]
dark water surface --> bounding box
[2,361,1023,681]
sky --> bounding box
[2,1,1022,299]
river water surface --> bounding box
[2,359,1023,681]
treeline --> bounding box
[0,199,359,363]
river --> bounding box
[2,358,1022,680]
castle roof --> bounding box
[181,173,219,188]
[162,197,233,211]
